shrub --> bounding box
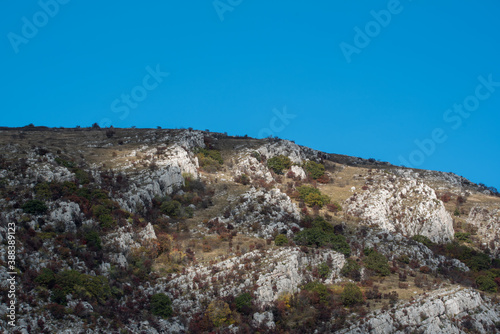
[318,262,330,279]
[341,258,361,280]
[267,155,292,174]
[303,161,325,179]
[85,230,102,250]
[35,268,56,288]
[412,235,434,248]
[151,293,173,319]
[294,228,350,256]
[455,232,471,242]
[51,288,67,305]
[46,303,66,319]
[341,283,363,307]
[297,186,330,208]
[326,202,342,213]
[160,200,182,217]
[196,149,224,172]
[364,250,390,276]
[34,182,52,200]
[275,234,289,246]
[476,275,497,293]
[235,292,252,313]
[206,300,232,327]
[303,281,330,304]
[22,199,48,215]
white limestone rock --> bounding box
[338,287,500,334]
[257,140,306,164]
[467,206,500,256]
[253,311,275,329]
[213,187,301,239]
[162,247,345,317]
[345,177,454,243]
[290,165,307,180]
[233,154,274,183]
[49,201,82,233]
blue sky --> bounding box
[1,1,499,189]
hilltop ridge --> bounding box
[0,126,499,333]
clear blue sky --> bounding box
[1,1,499,189]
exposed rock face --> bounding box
[338,287,500,334]
[215,187,301,239]
[161,247,345,317]
[27,163,74,183]
[257,140,306,164]
[255,248,345,305]
[290,165,307,180]
[345,177,454,243]
[233,154,274,183]
[467,206,500,256]
[117,145,198,212]
[49,201,82,233]
[360,229,469,272]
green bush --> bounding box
[85,230,102,250]
[341,258,361,279]
[35,268,56,288]
[92,204,115,228]
[412,235,434,248]
[74,168,90,184]
[34,182,52,200]
[207,300,232,327]
[303,281,330,304]
[55,157,76,169]
[81,275,112,304]
[476,275,497,293]
[294,228,350,256]
[51,288,67,305]
[267,155,292,174]
[341,283,363,307]
[151,293,173,319]
[455,232,471,243]
[364,250,390,276]
[160,200,182,217]
[275,234,289,246]
[56,270,83,295]
[297,186,330,208]
[303,161,325,179]
[22,199,48,215]
[318,262,330,279]
[444,242,491,272]
[195,148,223,172]
[235,292,252,313]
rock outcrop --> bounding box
[467,206,500,256]
[338,287,500,334]
[345,177,454,243]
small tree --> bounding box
[364,250,390,276]
[275,234,289,246]
[341,283,363,307]
[341,258,361,280]
[267,155,292,174]
[151,293,173,319]
[206,300,232,327]
[318,262,330,279]
[235,292,252,314]
[303,161,325,179]
[22,199,48,215]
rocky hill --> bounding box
[0,126,499,333]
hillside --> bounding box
[0,126,499,333]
